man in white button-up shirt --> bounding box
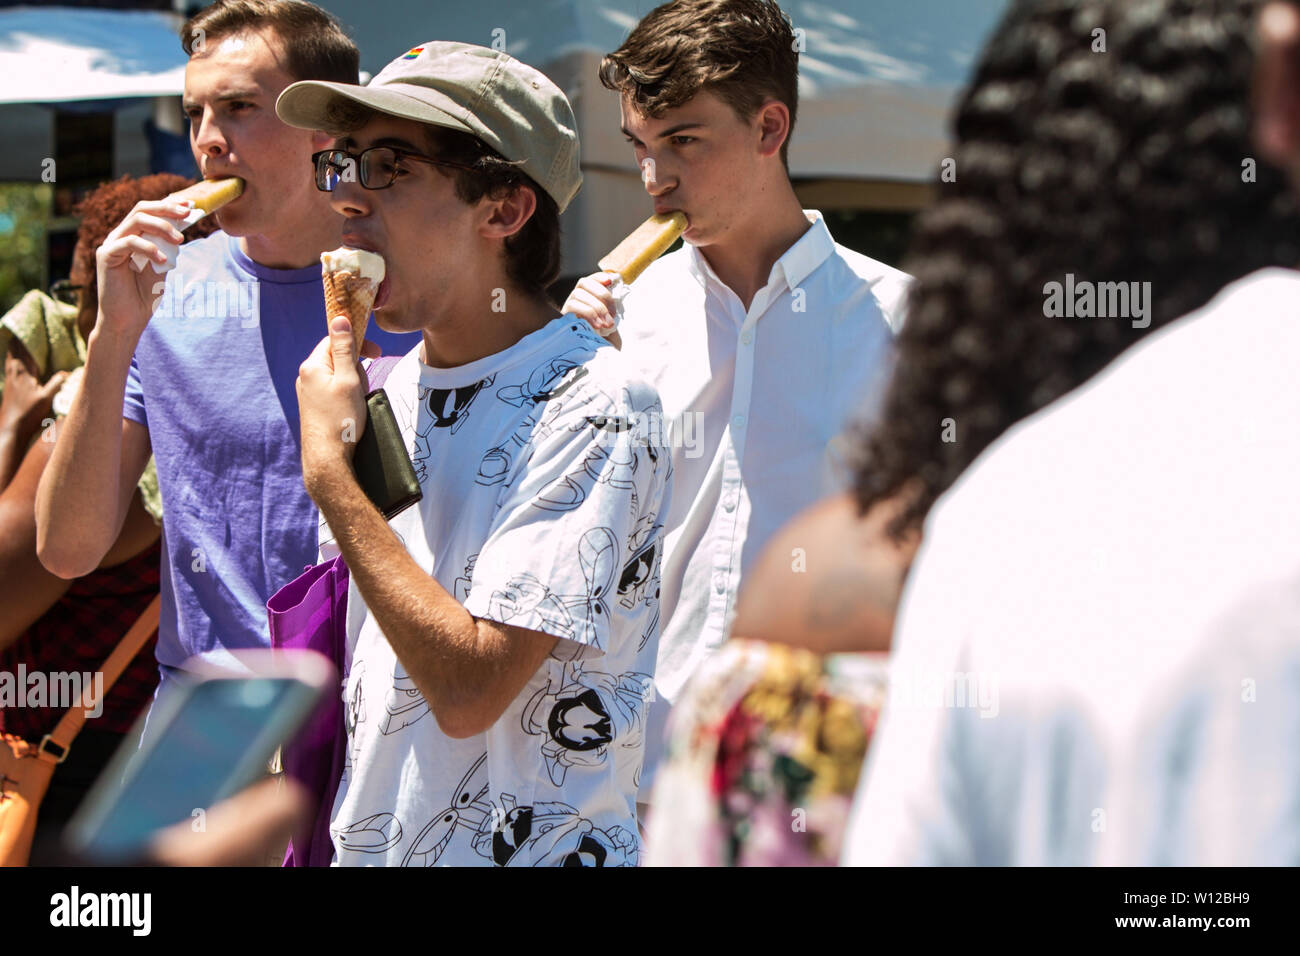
[565,0,910,799]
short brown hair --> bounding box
[322,100,562,301]
[599,0,799,167]
[181,0,359,84]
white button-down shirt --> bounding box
[617,210,910,792]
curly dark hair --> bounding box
[71,174,221,332]
[854,0,1300,539]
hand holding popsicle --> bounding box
[93,198,195,341]
[565,212,688,338]
[563,272,620,333]
[127,178,244,274]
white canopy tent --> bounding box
[0,6,188,181]
[0,6,187,104]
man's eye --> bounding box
[671,136,695,146]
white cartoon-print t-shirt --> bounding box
[324,316,671,866]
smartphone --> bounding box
[63,650,334,862]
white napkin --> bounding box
[598,272,631,337]
[129,204,207,274]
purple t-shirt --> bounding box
[123,232,420,674]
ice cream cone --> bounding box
[322,271,377,356]
[320,247,385,357]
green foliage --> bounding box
[0,184,52,316]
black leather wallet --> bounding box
[354,387,422,520]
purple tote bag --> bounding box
[267,355,402,867]
[268,555,351,866]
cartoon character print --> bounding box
[344,661,366,778]
[411,375,494,483]
[401,753,493,866]
[620,515,661,610]
[472,794,639,867]
[380,665,430,734]
[332,812,402,853]
[521,663,655,786]
[532,387,666,514]
[454,553,477,602]
[476,359,597,488]
[483,527,619,652]
[495,350,590,408]
[618,516,663,652]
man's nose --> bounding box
[191,107,227,160]
[639,153,676,197]
[329,175,371,219]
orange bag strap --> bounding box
[37,595,161,765]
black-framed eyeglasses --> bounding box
[49,279,85,306]
[311,147,480,192]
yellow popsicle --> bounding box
[599,211,688,284]
[171,177,245,214]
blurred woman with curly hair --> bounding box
[0,173,217,863]
[645,0,1300,866]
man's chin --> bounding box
[211,207,251,236]
[372,302,422,335]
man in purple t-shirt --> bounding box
[35,2,418,705]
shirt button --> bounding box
[740,331,753,345]
[732,415,745,429]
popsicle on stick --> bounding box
[321,247,385,356]
[128,177,245,273]
[171,176,244,213]
[598,211,688,285]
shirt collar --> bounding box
[685,209,835,298]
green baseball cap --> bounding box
[276,41,582,212]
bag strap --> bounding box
[364,355,403,391]
[39,594,161,763]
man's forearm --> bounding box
[310,458,505,733]
[35,327,136,577]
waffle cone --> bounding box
[322,270,378,356]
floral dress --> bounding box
[645,639,888,866]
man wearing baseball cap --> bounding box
[279,42,670,866]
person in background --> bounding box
[33,0,420,744]
[1,173,218,860]
[645,0,1300,865]
[844,0,1300,866]
[562,0,910,813]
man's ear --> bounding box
[1255,3,1300,167]
[480,183,538,241]
[755,99,792,160]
